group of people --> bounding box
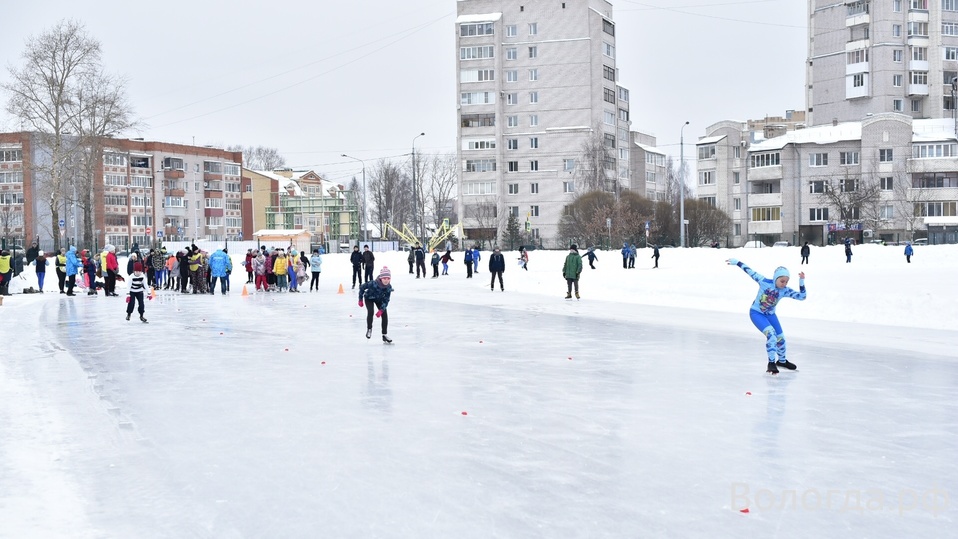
[249,246,323,293]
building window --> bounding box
[852,73,865,87]
[701,196,716,207]
[507,139,518,150]
[506,70,518,82]
[604,133,615,148]
[893,49,903,62]
[603,19,614,35]
[944,22,958,36]
[465,159,497,172]
[461,91,496,105]
[908,22,928,36]
[466,139,496,150]
[507,93,518,105]
[619,108,629,122]
[751,207,781,221]
[912,47,928,61]
[563,181,575,193]
[529,22,538,35]
[529,115,538,126]
[809,180,825,193]
[603,65,615,81]
[894,0,901,11]
[750,152,781,167]
[893,24,902,37]
[506,25,517,37]
[911,99,922,113]
[460,46,495,60]
[530,205,539,216]
[947,47,958,61]
[603,42,615,58]
[529,69,538,81]
[530,91,539,103]
[506,48,517,60]
[840,206,861,220]
[697,144,716,160]
[734,223,741,236]
[734,198,741,210]
[618,88,629,102]
[508,116,519,127]
[460,23,495,36]
[880,204,895,219]
[809,153,828,167]
[733,171,740,184]
[809,208,829,221]
[699,171,714,185]
[0,149,23,162]
[847,49,868,64]
[604,88,616,103]
[564,159,576,171]
[531,183,539,194]
[880,148,894,161]
[946,0,958,11]
[893,74,903,87]
[604,110,616,125]
[528,46,537,58]
[530,160,539,171]
[508,161,519,172]
[880,176,893,190]
[840,151,859,165]
[508,183,519,194]
[509,206,519,217]
[529,137,539,149]
[646,171,655,183]
[910,71,928,84]
[912,142,958,157]
[893,99,903,111]
[461,114,496,128]
[0,171,24,184]
[840,178,858,192]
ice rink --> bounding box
[1,245,955,537]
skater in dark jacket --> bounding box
[463,248,474,278]
[800,242,810,264]
[440,250,454,275]
[727,258,806,374]
[488,246,505,291]
[844,238,853,263]
[359,266,393,343]
[350,245,363,288]
[651,244,660,268]
[430,251,440,278]
[581,246,598,269]
[362,245,375,283]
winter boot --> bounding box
[366,328,372,339]
[126,313,131,321]
[766,362,779,374]
[565,292,572,299]
[777,360,797,371]
[575,292,580,299]
[382,335,392,343]
[140,315,148,323]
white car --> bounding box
[742,240,767,248]
[772,241,790,247]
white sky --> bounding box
[2,244,956,535]
[0,0,807,184]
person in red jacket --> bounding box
[104,245,120,297]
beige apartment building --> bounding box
[455,0,631,246]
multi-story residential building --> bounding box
[456,0,630,246]
[740,113,957,245]
[243,168,359,252]
[695,121,750,244]
[0,132,243,250]
[629,131,668,202]
[807,0,958,125]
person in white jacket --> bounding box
[309,249,323,291]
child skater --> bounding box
[358,266,393,343]
[126,261,148,323]
[727,258,806,374]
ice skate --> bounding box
[366,328,372,339]
[126,313,131,321]
[777,360,797,371]
[382,335,392,344]
[565,292,572,299]
[766,362,779,374]
[575,292,580,299]
[140,315,148,323]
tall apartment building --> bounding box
[0,132,243,250]
[456,0,631,246]
[629,131,668,202]
[808,0,958,125]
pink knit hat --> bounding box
[378,266,391,280]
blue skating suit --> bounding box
[730,259,806,363]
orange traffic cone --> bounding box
[242,285,249,296]
[337,283,344,294]
[150,287,157,300]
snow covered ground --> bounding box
[1,243,955,537]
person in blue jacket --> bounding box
[628,244,637,268]
[65,245,81,296]
[208,248,231,295]
[620,242,630,269]
[903,241,914,263]
[472,245,481,275]
[727,258,807,374]
[359,266,394,343]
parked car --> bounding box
[742,240,767,248]
[913,238,928,246]
[772,241,790,247]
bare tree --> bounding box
[3,20,102,252]
[368,159,412,240]
[226,145,286,170]
[559,190,654,248]
[684,199,733,247]
[422,151,458,232]
[575,125,614,193]
[816,170,882,234]
[463,197,500,248]
[70,69,135,248]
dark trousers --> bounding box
[126,292,145,315]
[408,260,414,274]
[490,271,503,290]
[352,265,362,287]
[432,264,439,277]
[364,265,373,283]
[801,256,808,264]
[366,299,388,334]
[56,268,66,292]
[623,258,628,269]
[179,269,190,292]
[652,256,659,268]
[310,272,320,290]
[566,278,579,294]
[416,260,426,278]
[210,276,227,294]
[66,274,76,295]
[465,262,473,278]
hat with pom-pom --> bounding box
[378,266,391,280]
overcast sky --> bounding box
[2,0,807,184]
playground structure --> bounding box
[384,219,463,252]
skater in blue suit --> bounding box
[727,258,807,374]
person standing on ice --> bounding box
[844,237,853,263]
[32,250,48,292]
[488,245,505,291]
[651,244,660,268]
[309,249,323,291]
[800,242,810,264]
[350,245,363,289]
[430,250,440,278]
[463,247,474,278]
[620,242,630,268]
[903,241,913,263]
[440,249,454,275]
[518,246,528,270]
[359,266,393,343]
[581,246,598,269]
[126,261,148,323]
[362,245,375,283]
[563,244,583,299]
[472,245,481,275]
[727,258,806,374]
[208,248,230,295]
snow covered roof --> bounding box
[634,142,665,155]
[749,117,958,151]
[252,229,312,238]
[696,135,727,145]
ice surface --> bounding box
[1,244,956,537]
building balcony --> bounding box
[846,13,869,27]
[908,84,929,96]
[907,35,930,47]
[164,188,185,198]
[845,38,870,50]
[748,193,783,207]
[748,166,783,181]
[204,208,224,217]
[747,220,783,235]
[162,169,185,179]
[907,157,958,174]
[909,60,929,71]
[846,82,869,99]
[845,61,869,75]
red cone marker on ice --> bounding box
[461,411,468,416]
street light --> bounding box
[341,154,367,244]
[412,132,425,246]
[679,121,689,248]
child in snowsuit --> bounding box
[359,266,394,343]
[126,262,148,322]
[430,251,440,278]
[727,258,807,374]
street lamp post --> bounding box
[412,132,426,246]
[679,121,689,248]
[341,154,367,244]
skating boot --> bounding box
[575,292,580,299]
[126,313,131,321]
[140,315,148,323]
[382,335,392,344]
[565,292,572,299]
[777,360,797,371]
[366,328,372,339]
[766,362,779,374]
